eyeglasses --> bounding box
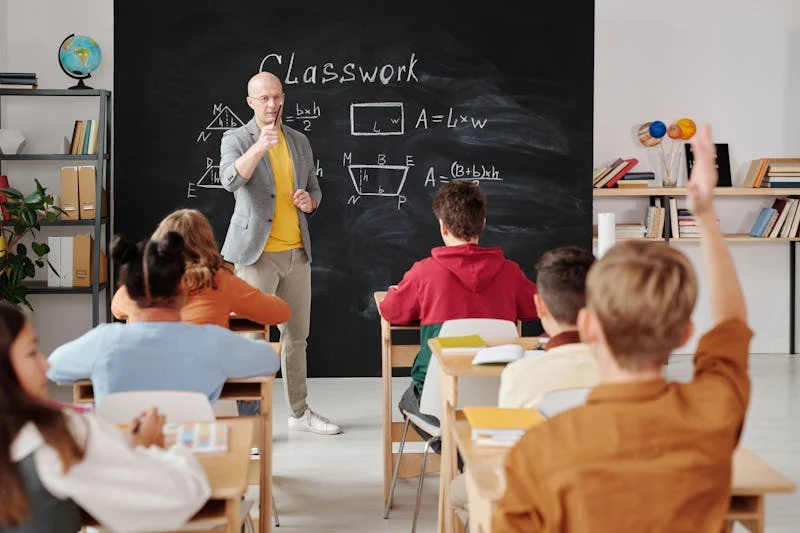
[247,94,282,103]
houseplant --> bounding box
[0,179,64,309]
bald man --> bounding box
[220,72,339,435]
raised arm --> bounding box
[220,125,276,193]
[688,124,746,325]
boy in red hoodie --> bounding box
[379,181,538,436]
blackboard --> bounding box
[114,0,595,377]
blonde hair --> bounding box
[586,241,697,370]
[151,209,229,292]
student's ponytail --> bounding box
[112,232,186,308]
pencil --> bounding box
[273,104,282,126]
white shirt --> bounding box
[11,410,211,533]
[498,342,599,409]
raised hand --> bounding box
[687,124,718,217]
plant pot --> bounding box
[0,129,26,155]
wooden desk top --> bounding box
[452,410,796,502]
[429,337,542,377]
[199,418,255,499]
[229,314,266,332]
[69,375,275,403]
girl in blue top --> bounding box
[47,232,280,406]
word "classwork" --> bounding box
[259,52,420,85]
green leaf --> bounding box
[46,212,58,222]
[16,243,26,257]
[23,261,35,279]
[34,260,44,268]
[31,242,45,257]
[23,191,43,205]
[0,188,23,200]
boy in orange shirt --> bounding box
[493,124,752,532]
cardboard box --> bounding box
[77,165,107,220]
[60,167,80,221]
[72,234,108,287]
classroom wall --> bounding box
[1,0,113,354]
[2,0,800,355]
[595,0,800,354]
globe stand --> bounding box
[68,78,92,90]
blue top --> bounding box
[47,321,280,405]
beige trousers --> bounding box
[235,248,311,417]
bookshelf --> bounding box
[0,88,112,326]
[594,185,798,353]
[594,187,800,198]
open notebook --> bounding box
[471,344,545,365]
[163,421,229,453]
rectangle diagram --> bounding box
[350,102,404,136]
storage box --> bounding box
[77,166,107,220]
[59,167,80,221]
[72,234,108,287]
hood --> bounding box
[431,244,507,293]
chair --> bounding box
[96,391,277,532]
[384,318,518,532]
[537,387,592,419]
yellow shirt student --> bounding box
[264,128,302,252]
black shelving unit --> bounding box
[0,88,112,326]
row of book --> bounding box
[0,71,37,89]
[69,120,100,155]
[596,198,721,240]
[593,158,640,188]
[742,160,800,188]
[749,198,800,238]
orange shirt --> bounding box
[111,268,291,328]
[493,318,753,533]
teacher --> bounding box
[219,71,340,435]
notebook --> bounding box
[462,406,545,446]
[163,421,229,453]
[435,334,487,354]
[471,345,546,365]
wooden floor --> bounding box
[52,353,800,532]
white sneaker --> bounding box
[288,409,342,435]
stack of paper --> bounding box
[462,407,544,447]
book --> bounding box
[686,143,732,187]
[749,208,776,237]
[435,334,486,354]
[462,407,545,446]
[163,421,229,453]
[621,172,655,180]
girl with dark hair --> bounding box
[0,302,210,532]
[46,232,279,406]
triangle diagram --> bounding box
[206,106,245,130]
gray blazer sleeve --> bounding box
[220,130,249,192]
[303,136,322,210]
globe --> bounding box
[58,34,102,89]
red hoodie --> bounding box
[380,243,538,388]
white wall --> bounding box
[3,1,800,355]
[2,0,113,354]
[595,0,800,354]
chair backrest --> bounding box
[537,387,592,419]
[96,391,215,424]
[418,318,519,419]
[438,318,519,339]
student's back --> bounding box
[48,321,278,405]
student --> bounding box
[0,302,210,533]
[493,125,751,532]
[450,245,599,522]
[47,232,280,406]
[112,208,290,329]
[380,181,538,435]
[497,245,599,408]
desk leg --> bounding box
[739,495,764,533]
[259,380,273,533]
[437,375,458,533]
[381,321,393,509]
[225,498,243,533]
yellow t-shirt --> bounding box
[264,128,303,252]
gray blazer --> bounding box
[219,119,322,265]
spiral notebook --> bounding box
[163,421,229,453]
